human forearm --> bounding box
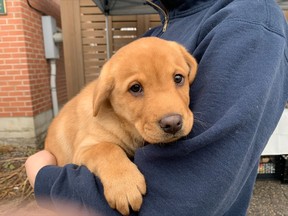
[25,150,57,188]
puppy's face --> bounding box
[93,37,197,144]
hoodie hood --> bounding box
[147,0,216,31]
[149,0,216,14]
[159,0,213,10]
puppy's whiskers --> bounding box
[193,112,210,130]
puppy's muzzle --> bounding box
[159,114,183,134]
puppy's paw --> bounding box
[102,163,146,215]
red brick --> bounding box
[19,107,33,112]
[0,75,14,80]
[0,86,15,91]
[0,25,16,31]
[25,101,32,106]
[2,97,17,102]
[10,102,25,107]
[4,37,20,42]
[0,19,7,25]
[6,70,22,75]
[22,81,30,85]
[14,75,29,80]
[9,91,24,96]
[4,107,18,112]
[7,19,23,25]
[17,96,32,101]
[0,102,10,107]
[0,92,9,97]
[5,59,21,64]
[12,54,27,59]
[0,113,11,117]
[3,47,19,52]
[0,81,8,87]
[8,81,23,85]
[0,64,13,70]
[9,42,26,47]
[13,64,29,70]
[0,53,12,58]
[15,86,30,91]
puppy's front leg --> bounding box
[73,142,146,215]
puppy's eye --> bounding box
[129,83,143,96]
[174,74,185,86]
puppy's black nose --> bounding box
[159,114,183,134]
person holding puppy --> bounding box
[25,0,288,215]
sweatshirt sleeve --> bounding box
[134,13,288,216]
[34,164,122,216]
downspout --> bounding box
[104,0,111,59]
[50,59,58,116]
[41,16,63,117]
[105,15,111,59]
[50,30,63,117]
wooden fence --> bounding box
[60,0,160,99]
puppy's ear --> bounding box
[93,66,114,117]
[178,46,198,84]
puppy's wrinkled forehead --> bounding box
[108,37,188,76]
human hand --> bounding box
[25,150,57,188]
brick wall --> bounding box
[0,0,66,118]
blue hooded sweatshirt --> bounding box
[34,0,288,215]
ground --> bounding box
[0,145,37,215]
[248,180,288,216]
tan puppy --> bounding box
[45,37,198,215]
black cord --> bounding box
[26,0,46,15]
